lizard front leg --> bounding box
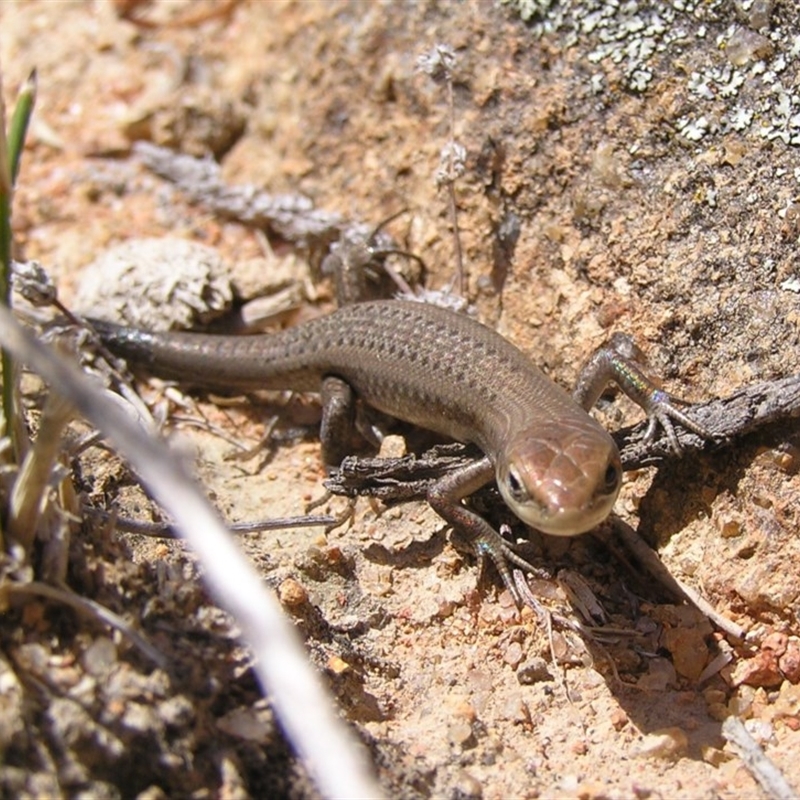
[427,456,542,606]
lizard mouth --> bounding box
[499,480,617,536]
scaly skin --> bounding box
[91,300,623,601]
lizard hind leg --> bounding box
[319,375,358,469]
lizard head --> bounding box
[496,420,622,535]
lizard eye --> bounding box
[603,461,621,494]
[504,466,528,503]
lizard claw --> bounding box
[643,389,715,455]
[472,524,550,608]
[575,334,716,458]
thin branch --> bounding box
[722,716,799,800]
[83,506,338,536]
[615,373,800,469]
[610,518,746,641]
[133,142,343,245]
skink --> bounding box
[91,300,708,604]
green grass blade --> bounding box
[7,69,36,186]
[0,65,37,458]
[0,61,13,454]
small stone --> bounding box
[14,642,49,673]
[779,641,800,683]
[277,577,308,609]
[47,697,125,759]
[611,708,629,731]
[575,780,610,798]
[745,0,774,30]
[323,545,347,566]
[105,665,170,702]
[435,598,457,618]
[451,769,482,800]
[725,27,774,67]
[467,668,493,694]
[137,786,169,800]
[762,631,788,656]
[707,703,729,722]
[68,675,98,706]
[447,720,475,749]
[731,650,783,688]
[662,626,711,681]
[81,637,118,678]
[516,657,553,685]
[158,695,195,728]
[326,655,351,675]
[501,697,531,725]
[634,727,689,760]
[703,688,727,707]
[728,685,755,717]
[122,702,161,735]
[773,681,800,720]
[378,434,407,459]
[636,657,677,692]
[503,641,524,669]
[701,745,732,767]
[558,774,580,793]
[450,700,477,723]
[571,739,589,755]
[216,706,272,744]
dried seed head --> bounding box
[12,260,57,307]
[416,44,457,82]
[435,141,466,187]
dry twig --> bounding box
[722,716,799,800]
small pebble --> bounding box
[158,695,195,728]
[701,745,731,767]
[451,769,482,800]
[447,720,475,749]
[277,578,308,608]
[731,649,783,688]
[81,637,118,678]
[378,434,407,459]
[326,655,351,675]
[779,641,800,683]
[636,657,677,692]
[122,702,160,734]
[634,727,689,760]
[707,703,729,722]
[662,625,711,681]
[503,641,524,669]
[725,27,774,66]
[216,706,272,744]
[610,708,629,731]
[516,657,553,685]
